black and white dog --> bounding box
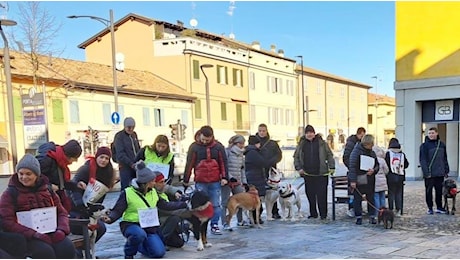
[186,189,214,251]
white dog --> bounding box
[265,167,282,221]
[278,183,303,221]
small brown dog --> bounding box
[377,207,395,229]
[225,185,262,229]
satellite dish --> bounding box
[229,33,235,39]
[116,52,125,71]
[189,18,198,28]
[116,53,125,63]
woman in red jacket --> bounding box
[0,154,75,258]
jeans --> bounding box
[374,191,386,210]
[195,181,222,226]
[122,224,165,258]
[120,166,136,190]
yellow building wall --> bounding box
[396,2,460,81]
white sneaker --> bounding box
[347,209,355,217]
[223,224,233,231]
[395,210,402,217]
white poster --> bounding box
[435,100,454,121]
[82,179,110,206]
[16,206,57,234]
[360,155,375,171]
[147,163,170,179]
[138,207,160,228]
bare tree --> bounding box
[10,2,62,87]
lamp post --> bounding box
[372,75,379,145]
[0,19,18,166]
[200,64,214,125]
[68,9,119,114]
[295,55,305,129]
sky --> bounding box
[3,1,395,96]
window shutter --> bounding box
[69,100,80,124]
[13,96,22,121]
[193,60,200,79]
[232,68,237,86]
[51,99,64,123]
[103,104,111,124]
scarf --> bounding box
[47,146,71,181]
[87,156,97,184]
[389,150,404,175]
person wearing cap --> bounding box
[255,123,283,219]
[245,135,270,224]
[222,134,247,230]
[67,146,116,250]
[114,117,141,190]
[0,154,75,258]
[134,134,175,185]
[294,125,335,220]
[36,139,83,211]
[183,125,228,235]
[385,138,409,217]
[102,161,187,259]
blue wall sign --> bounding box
[111,112,120,124]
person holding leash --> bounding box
[419,127,449,215]
[294,125,335,220]
[385,138,409,216]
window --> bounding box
[195,100,202,119]
[340,86,345,97]
[233,68,243,87]
[51,99,63,123]
[103,104,111,124]
[271,77,282,94]
[285,109,294,126]
[368,114,373,124]
[250,105,256,122]
[286,79,294,96]
[220,102,227,121]
[143,107,151,126]
[154,108,165,127]
[217,65,228,85]
[181,110,188,126]
[193,60,200,79]
[249,72,255,90]
[69,100,80,124]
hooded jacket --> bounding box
[419,135,449,178]
[343,134,360,168]
[293,135,335,176]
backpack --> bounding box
[111,131,121,163]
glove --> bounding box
[329,169,335,176]
[34,232,52,245]
[50,230,66,243]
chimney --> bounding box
[270,44,276,52]
[251,41,260,50]
[278,49,284,57]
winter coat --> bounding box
[36,142,61,188]
[225,145,247,184]
[184,131,228,183]
[244,145,270,196]
[256,133,282,173]
[419,136,449,178]
[385,148,409,184]
[374,157,389,192]
[348,143,379,185]
[0,174,70,239]
[293,135,335,176]
[114,130,141,169]
[343,135,360,168]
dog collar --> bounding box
[280,192,295,199]
[268,179,281,184]
[192,201,214,219]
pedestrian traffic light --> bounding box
[84,130,90,142]
[170,124,179,140]
[93,130,99,143]
[179,124,187,140]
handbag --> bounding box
[357,174,368,185]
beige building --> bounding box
[0,51,195,175]
[368,93,396,148]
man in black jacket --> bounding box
[256,123,282,219]
[114,117,141,190]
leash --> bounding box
[353,187,380,212]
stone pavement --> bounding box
[96,179,460,259]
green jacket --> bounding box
[293,135,335,176]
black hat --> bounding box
[304,125,315,134]
[248,135,260,145]
[62,139,82,158]
[388,138,401,149]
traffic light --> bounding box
[93,130,99,143]
[179,124,187,141]
[83,130,90,142]
[170,124,179,140]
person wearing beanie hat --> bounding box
[385,137,409,216]
[113,116,141,190]
[0,154,76,258]
[68,146,116,247]
[294,124,335,220]
[134,135,175,186]
[248,135,260,146]
[35,139,83,212]
[102,161,188,258]
[372,145,389,214]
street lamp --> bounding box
[68,9,119,114]
[0,19,18,166]
[200,64,213,125]
[295,55,305,129]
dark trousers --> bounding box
[347,171,353,210]
[0,231,27,258]
[304,176,328,218]
[353,176,376,218]
[425,176,444,210]
[387,182,403,211]
[120,166,136,190]
[28,237,75,258]
[251,198,264,223]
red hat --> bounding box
[95,146,112,159]
[155,173,165,182]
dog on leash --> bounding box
[377,207,394,229]
[277,182,303,221]
[443,178,459,215]
[265,167,282,221]
[226,184,262,229]
[187,190,214,251]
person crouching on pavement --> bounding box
[0,154,75,259]
[102,161,187,259]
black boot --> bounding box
[272,202,281,219]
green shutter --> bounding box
[233,68,237,86]
[13,96,22,121]
[195,100,202,119]
[52,99,64,123]
[225,67,228,84]
[221,102,227,121]
[193,60,200,79]
[217,66,221,84]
